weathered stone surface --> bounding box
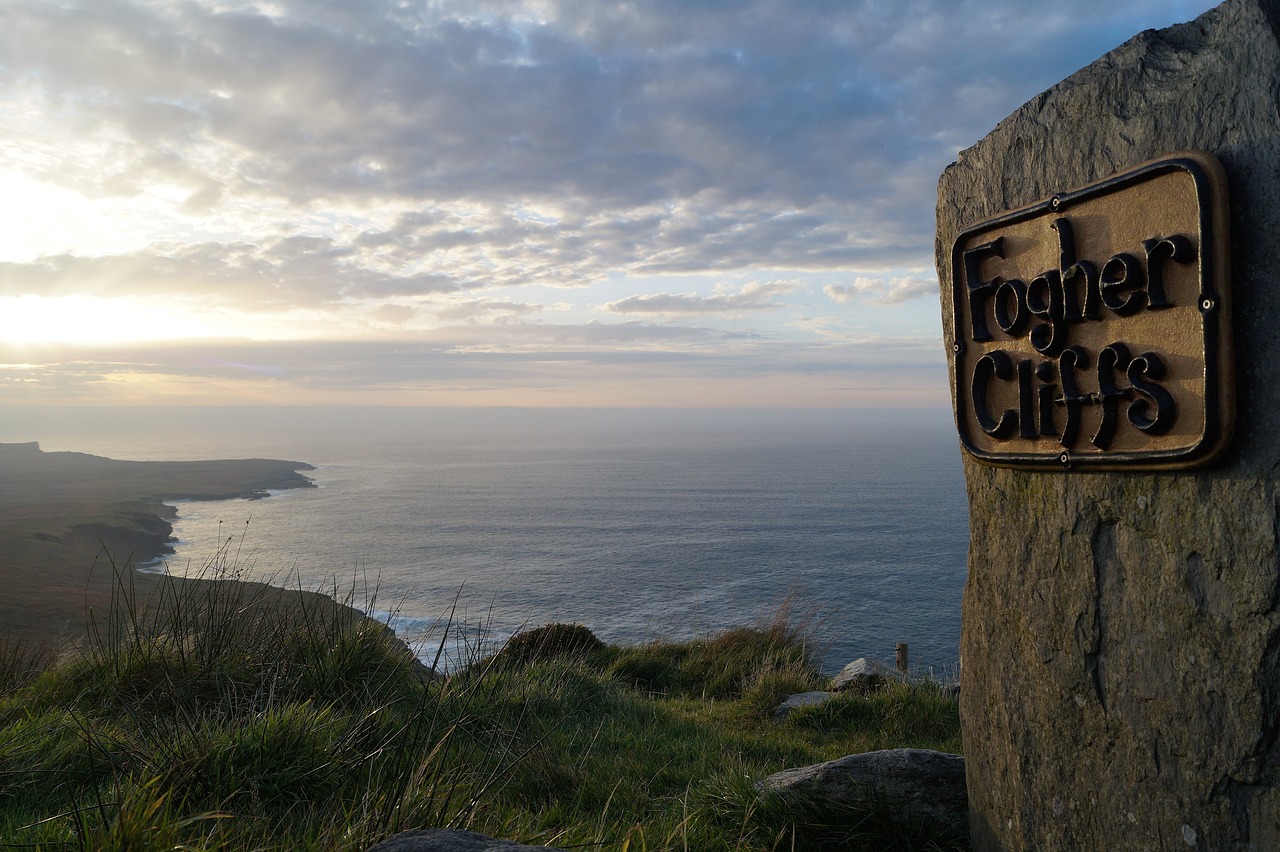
[830,656,906,692]
[935,1,1280,849]
[757,748,967,834]
[366,828,563,852]
[772,690,834,718]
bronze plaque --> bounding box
[948,150,1233,470]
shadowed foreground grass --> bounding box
[0,566,962,851]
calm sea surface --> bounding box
[12,407,969,674]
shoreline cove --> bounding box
[0,441,319,646]
[84,472,319,573]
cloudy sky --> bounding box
[0,0,1217,408]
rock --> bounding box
[771,690,834,718]
[366,828,564,852]
[830,657,906,692]
[935,1,1280,849]
[757,748,966,835]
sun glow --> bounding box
[0,295,231,345]
[0,171,163,262]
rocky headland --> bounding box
[0,441,321,647]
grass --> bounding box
[0,557,963,851]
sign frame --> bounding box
[947,150,1234,471]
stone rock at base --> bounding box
[935,0,1280,849]
[366,828,564,852]
[830,657,906,692]
[771,690,834,718]
[757,748,967,834]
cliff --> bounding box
[0,441,318,647]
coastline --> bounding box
[58,462,318,573]
[0,442,321,646]
[119,473,321,573]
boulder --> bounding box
[830,657,906,692]
[757,748,966,835]
[935,0,1280,848]
[771,690,835,719]
[366,828,563,852]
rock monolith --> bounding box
[935,1,1280,849]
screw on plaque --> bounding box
[1059,451,1071,467]
[1200,296,1217,312]
[1050,195,1063,210]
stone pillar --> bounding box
[935,1,1280,849]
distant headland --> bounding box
[0,441,317,646]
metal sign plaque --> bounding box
[948,150,1233,470]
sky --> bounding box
[0,0,1219,408]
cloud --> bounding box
[603,280,802,316]
[0,237,462,310]
[433,299,545,323]
[0,330,949,407]
[0,1,1217,280]
[824,276,936,306]
[370,303,416,326]
[0,0,1219,404]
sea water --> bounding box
[11,407,969,674]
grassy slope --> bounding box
[0,443,965,850]
[0,581,964,851]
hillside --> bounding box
[0,594,963,850]
[0,441,316,646]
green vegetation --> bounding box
[0,567,962,851]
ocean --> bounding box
[8,407,969,674]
